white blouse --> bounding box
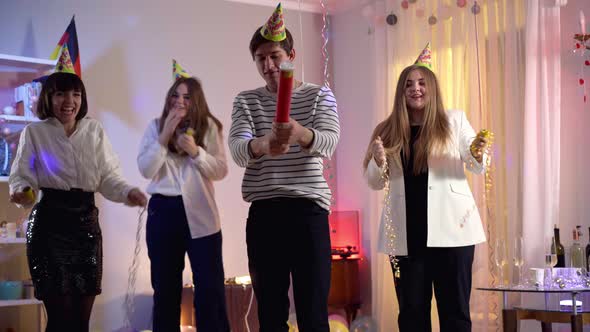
[137,118,228,239]
[9,117,135,206]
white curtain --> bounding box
[522,0,562,272]
[367,0,528,330]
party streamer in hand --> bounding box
[122,206,147,329]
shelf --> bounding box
[0,299,42,307]
[0,114,39,123]
[0,54,55,74]
[0,238,25,244]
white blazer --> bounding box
[365,110,487,256]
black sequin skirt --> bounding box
[26,188,101,300]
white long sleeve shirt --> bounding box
[9,117,135,206]
[137,118,228,239]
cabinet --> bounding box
[328,257,361,324]
[0,53,54,332]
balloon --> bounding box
[428,15,438,25]
[386,14,398,26]
[471,2,481,15]
[349,316,377,332]
[329,319,349,332]
[328,313,349,328]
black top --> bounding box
[402,126,428,256]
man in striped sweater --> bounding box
[228,13,340,332]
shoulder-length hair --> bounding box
[363,64,451,174]
[36,72,88,120]
[159,77,222,153]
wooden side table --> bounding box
[180,283,259,332]
[328,257,361,324]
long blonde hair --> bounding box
[363,65,451,174]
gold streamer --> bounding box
[381,158,400,278]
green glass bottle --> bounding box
[553,225,565,268]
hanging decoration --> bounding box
[386,13,398,26]
[297,0,306,83]
[428,14,438,26]
[471,2,481,15]
[319,0,337,207]
[320,0,330,88]
[401,1,409,10]
[457,0,467,8]
[573,10,589,102]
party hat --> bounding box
[260,3,286,42]
[414,42,432,69]
[173,59,191,80]
[55,44,77,75]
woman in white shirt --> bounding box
[9,72,147,332]
[363,64,489,332]
[137,77,229,332]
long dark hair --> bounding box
[36,72,88,120]
[158,77,222,153]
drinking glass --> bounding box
[495,239,507,287]
[544,237,558,288]
[513,236,524,287]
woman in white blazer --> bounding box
[363,64,489,332]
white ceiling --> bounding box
[224,0,366,13]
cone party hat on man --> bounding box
[260,3,286,42]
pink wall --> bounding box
[559,0,590,256]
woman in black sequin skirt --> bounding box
[8,72,147,332]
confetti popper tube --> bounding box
[23,186,35,202]
[275,61,294,123]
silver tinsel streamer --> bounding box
[298,0,305,82]
[123,206,147,328]
[320,0,331,87]
[382,158,400,278]
[320,0,336,207]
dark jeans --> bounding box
[146,194,229,332]
[392,245,475,332]
[247,198,331,332]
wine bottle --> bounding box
[570,226,586,269]
[553,225,566,268]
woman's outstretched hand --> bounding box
[127,188,148,207]
[371,136,386,167]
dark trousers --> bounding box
[392,245,475,332]
[146,194,229,332]
[246,198,331,332]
